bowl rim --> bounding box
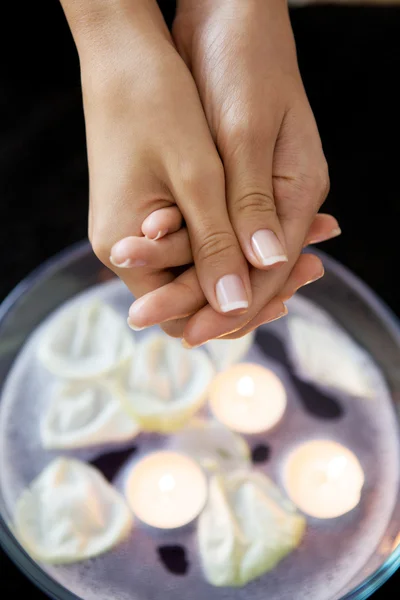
[0,240,399,600]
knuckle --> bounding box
[227,119,251,147]
[225,113,259,147]
[306,160,330,207]
[180,159,224,196]
[196,230,239,264]
[233,191,276,218]
[90,231,110,265]
[174,279,197,300]
[288,160,330,213]
[222,109,277,154]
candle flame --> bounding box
[326,455,348,479]
[236,375,255,398]
[158,473,176,493]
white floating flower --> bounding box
[205,332,255,371]
[198,471,306,587]
[287,316,373,398]
[120,334,214,433]
[41,379,139,450]
[14,458,133,564]
[168,418,250,473]
[38,300,135,379]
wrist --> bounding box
[60,0,171,61]
[177,0,287,13]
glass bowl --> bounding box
[0,241,399,600]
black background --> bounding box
[0,1,399,597]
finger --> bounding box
[182,251,322,345]
[304,213,341,246]
[212,298,288,342]
[110,228,192,270]
[127,266,205,330]
[160,317,191,338]
[219,254,323,341]
[223,122,288,270]
[138,193,329,341]
[126,213,328,334]
[278,252,324,301]
[89,169,181,320]
[141,206,183,240]
[170,160,252,314]
[124,206,330,337]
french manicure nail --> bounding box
[127,319,146,332]
[251,230,288,267]
[110,256,146,268]
[307,227,342,245]
[110,239,147,268]
[148,229,168,241]
[281,269,325,303]
[285,269,325,301]
[181,339,202,349]
[268,305,288,323]
[216,274,249,313]
[109,256,133,268]
[127,296,148,330]
[303,267,325,286]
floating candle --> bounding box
[283,440,365,519]
[125,451,207,529]
[208,363,287,434]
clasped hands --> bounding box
[63,0,338,347]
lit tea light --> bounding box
[208,363,287,434]
[125,451,207,529]
[283,440,365,519]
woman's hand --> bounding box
[61,0,255,319]
[128,0,330,344]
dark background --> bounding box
[0,1,399,597]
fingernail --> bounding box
[251,230,288,267]
[267,305,288,323]
[110,257,133,268]
[281,268,325,302]
[110,239,147,268]
[181,339,201,349]
[110,257,146,268]
[283,268,325,301]
[216,275,249,313]
[127,319,146,332]
[147,229,168,241]
[303,266,325,286]
[127,297,148,330]
[307,227,342,245]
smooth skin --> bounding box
[61,0,332,344]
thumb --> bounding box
[223,120,288,271]
[171,160,252,314]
